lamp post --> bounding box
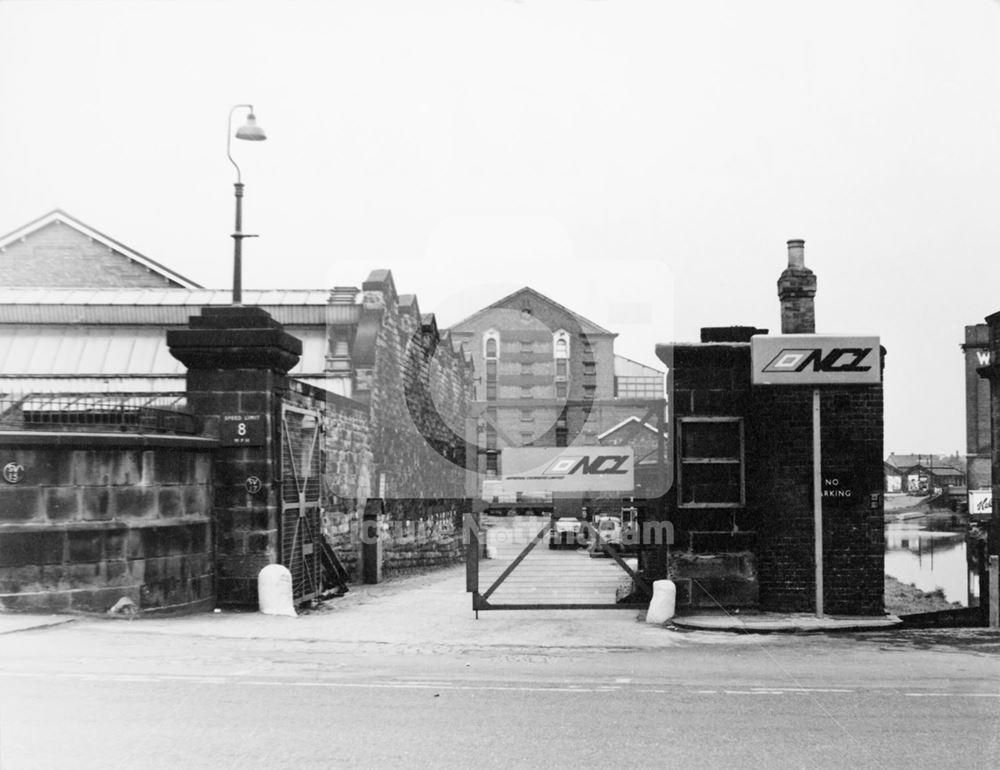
[227,104,267,305]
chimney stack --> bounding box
[777,239,816,334]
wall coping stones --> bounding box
[0,431,218,449]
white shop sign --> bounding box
[751,335,882,386]
[500,447,635,493]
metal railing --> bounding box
[0,392,200,435]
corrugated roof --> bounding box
[0,325,332,376]
[0,288,361,325]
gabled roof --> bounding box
[0,209,201,289]
[597,415,666,441]
[448,286,616,336]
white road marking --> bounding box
[0,671,993,700]
[904,692,1000,698]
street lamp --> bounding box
[227,104,267,305]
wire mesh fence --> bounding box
[0,392,200,435]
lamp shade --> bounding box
[235,113,267,141]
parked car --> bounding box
[589,515,622,557]
[549,517,586,549]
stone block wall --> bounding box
[285,379,373,578]
[380,508,465,572]
[353,271,475,575]
[0,433,215,613]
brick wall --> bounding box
[0,221,184,288]
[751,385,885,615]
[0,434,215,613]
[666,343,758,608]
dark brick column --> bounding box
[977,310,1000,557]
[167,306,302,607]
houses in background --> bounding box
[884,452,966,496]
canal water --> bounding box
[884,518,976,606]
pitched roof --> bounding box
[447,286,616,336]
[597,415,665,441]
[0,209,201,289]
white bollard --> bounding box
[258,564,297,617]
[645,579,676,624]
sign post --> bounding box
[812,388,823,617]
[752,334,881,619]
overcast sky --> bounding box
[2,0,999,455]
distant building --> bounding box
[447,286,666,510]
[885,453,966,494]
[963,324,992,490]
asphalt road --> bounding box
[0,621,997,769]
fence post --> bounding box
[990,555,999,630]
[465,513,480,594]
[362,498,384,584]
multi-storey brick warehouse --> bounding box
[448,287,666,507]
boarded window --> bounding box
[678,418,744,507]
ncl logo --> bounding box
[763,347,873,374]
[543,455,630,476]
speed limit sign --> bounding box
[221,414,266,447]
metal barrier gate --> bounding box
[467,514,656,614]
[280,402,324,604]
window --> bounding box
[486,451,498,474]
[486,360,497,400]
[521,386,532,399]
[484,330,499,401]
[553,329,570,399]
[615,376,663,399]
[329,333,352,372]
[520,432,533,445]
[583,361,596,377]
[520,409,534,422]
[555,427,568,447]
[520,340,533,354]
[521,362,532,376]
[677,418,744,507]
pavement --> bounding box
[0,563,906,644]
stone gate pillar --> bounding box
[167,306,302,606]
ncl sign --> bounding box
[751,335,882,386]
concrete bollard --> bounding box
[258,564,297,617]
[645,579,676,624]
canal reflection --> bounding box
[884,520,976,606]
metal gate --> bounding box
[280,402,324,604]
[467,399,670,614]
[467,514,658,614]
